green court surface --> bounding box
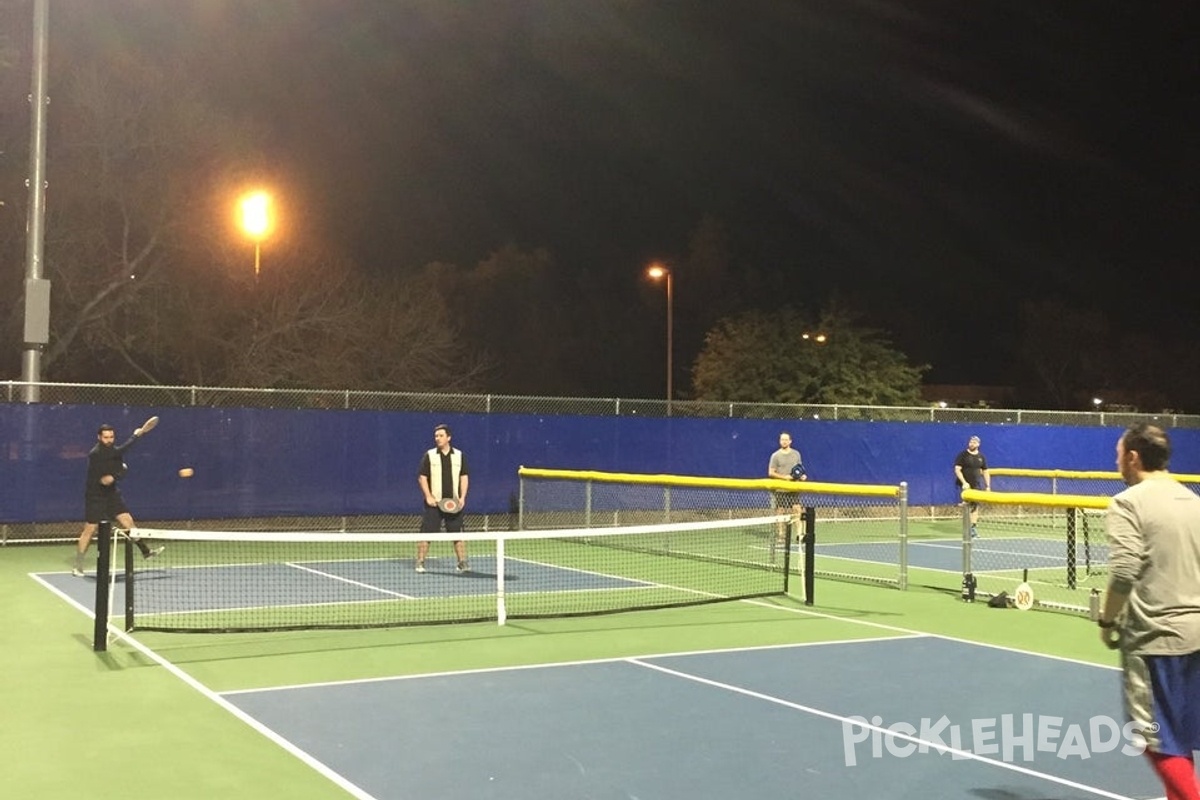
[4,541,1122,799]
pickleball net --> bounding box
[110,515,794,633]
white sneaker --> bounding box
[414,562,426,573]
[145,545,165,559]
[71,567,85,578]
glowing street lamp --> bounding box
[238,190,273,278]
[646,262,673,415]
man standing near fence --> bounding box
[954,435,990,538]
[1098,423,1200,800]
[416,423,470,574]
[768,432,806,545]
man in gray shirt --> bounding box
[768,432,806,545]
[1099,422,1200,799]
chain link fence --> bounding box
[958,489,1110,614]
[517,467,909,591]
[6,381,1199,426]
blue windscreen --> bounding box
[2,404,1194,523]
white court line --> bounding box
[911,539,1073,563]
[735,596,1122,671]
[286,562,419,600]
[109,623,382,800]
[28,572,379,800]
[629,657,1142,800]
[217,633,925,695]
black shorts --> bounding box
[420,505,464,534]
[84,491,130,524]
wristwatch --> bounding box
[1097,619,1116,629]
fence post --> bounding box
[898,482,909,590]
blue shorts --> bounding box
[1122,650,1200,756]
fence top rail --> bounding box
[991,467,1200,483]
[961,488,1110,510]
[4,381,1197,426]
[990,468,1122,480]
[518,467,901,498]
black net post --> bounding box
[91,520,112,652]
[802,506,816,606]
[1066,507,1077,590]
[782,517,793,593]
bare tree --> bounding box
[37,63,263,380]
[1015,300,1109,409]
[4,34,481,392]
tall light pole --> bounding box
[647,262,673,415]
[238,190,272,279]
[20,0,50,403]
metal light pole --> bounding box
[647,263,673,415]
[20,0,51,403]
[238,190,272,279]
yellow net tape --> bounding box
[517,467,900,499]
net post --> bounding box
[1066,507,1077,590]
[782,516,793,593]
[495,536,507,626]
[91,520,112,652]
[124,534,135,631]
[802,506,816,606]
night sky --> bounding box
[20,1,1200,389]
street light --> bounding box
[238,190,272,278]
[646,262,673,415]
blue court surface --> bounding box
[818,537,1107,574]
[219,635,1160,800]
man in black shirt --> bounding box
[73,423,163,576]
[415,424,470,573]
[953,435,990,538]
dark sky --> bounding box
[41,1,1200,386]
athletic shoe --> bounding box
[414,562,426,574]
[970,526,978,539]
[144,545,165,559]
[71,567,85,578]
[456,561,469,573]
